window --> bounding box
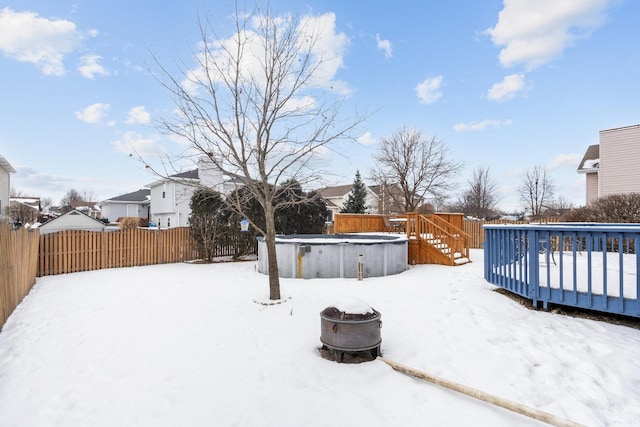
[162,191,166,199]
[167,217,171,228]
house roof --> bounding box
[0,155,16,174]
[10,197,40,211]
[577,144,600,172]
[172,169,199,180]
[146,168,200,188]
[104,189,151,203]
[39,208,105,231]
[72,201,100,212]
[324,199,341,209]
[318,184,353,198]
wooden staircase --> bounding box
[405,213,471,266]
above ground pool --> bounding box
[257,233,408,279]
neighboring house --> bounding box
[0,155,16,221]
[70,201,101,219]
[147,158,235,229]
[39,209,106,235]
[368,183,406,215]
[8,196,41,224]
[577,124,640,205]
[317,184,381,222]
[99,189,150,223]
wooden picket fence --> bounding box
[463,218,560,249]
[1,223,40,330]
[37,227,205,277]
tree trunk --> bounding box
[264,204,281,300]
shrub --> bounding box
[119,217,143,230]
[563,193,640,223]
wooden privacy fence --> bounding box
[334,213,465,234]
[38,227,199,277]
[333,213,388,233]
[1,224,40,330]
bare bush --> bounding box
[563,193,640,223]
[119,217,143,230]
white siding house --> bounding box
[147,158,229,229]
[0,155,16,221]
[39,209,106,235]
[578,124,640,205]
[148,170,197,228]
[318,184,381,222]
[99,189,150,224]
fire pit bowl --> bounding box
[320,306,382,363]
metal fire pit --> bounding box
[320,306,382,362]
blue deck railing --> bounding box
[484,223,640,318]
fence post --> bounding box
[101,230,106,270]
[483,226,490,281]
[527,228,539,307]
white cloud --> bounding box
[112,131,164,158]
[485,0,613,70]
[74,103,110,124]
[548,153,583,171]
[311,144,331,160]
[183,12,351,97]
[11,165,101,204]
[487,73,527,101]
[357,131,376,146]
[375,34,392,58]
[78,54,109,79]
[297,13,350,93]
[453,119,513,132]
[415,75,443,104]
[281,96,317,113]
[0,7,88,76]
[125,106,151,125]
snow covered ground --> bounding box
[0,249,638,426]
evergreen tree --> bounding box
[224,186,263,259]
[341,170,368,213]
[275,180,328,234]
[188,188,227,261]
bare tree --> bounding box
[371,127,462,212]
[519,165,554,217]
[40,197,53,211]
[457,166,500,219]
[151,8,363,300]
[6,201,39,225]
[549,195,573,216]
[60,188,83,210]
[59,188,96,213]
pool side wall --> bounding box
[257,236,408,279]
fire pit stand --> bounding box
[320,306,382,363]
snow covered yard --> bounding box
[0,249,638,426]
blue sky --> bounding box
[1,0,638,212]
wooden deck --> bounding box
[333,213,471,266]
